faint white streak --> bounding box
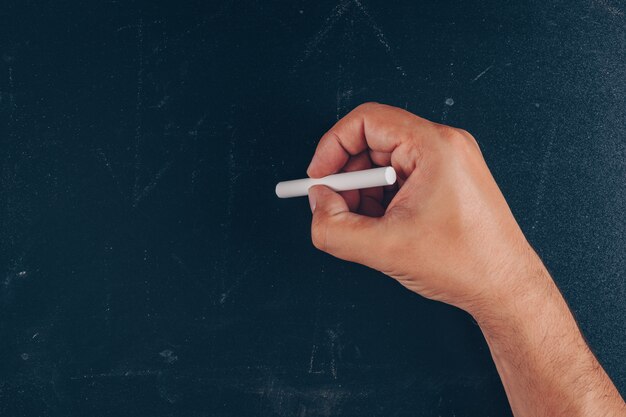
[329,331,338,379]
[151,94,169,109]
[294,0,353,69]
[133,17,144,201]
[336,62,354,121]
[188,113,207,137]
[593,0,624,16]
[159,349,179,364]
[308,343,318,374]
[133,161,173,207]
[3,255,25,289]
[217,128,238,298]
[336,88,353,121]
[8,66,15,118]
[307,287,324,375]
[71,369,160,380]
[95,148,124,197]
[294,0,406,78]
[471,64,493,83]
[352,0,407,77]
[116,24,134,32]
[226,129,237,222]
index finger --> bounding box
[306,102,436,178]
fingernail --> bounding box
[308,190,317,213]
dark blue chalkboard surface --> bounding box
[1,0,624,416]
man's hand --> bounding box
[307,102,534,316]
[306,102,625,416]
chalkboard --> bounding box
[1,0,624,416]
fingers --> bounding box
[308,185,385,265]
[339,190,360,212]
[307,130,354,179]
[307,102,438,178]
[334,151,386,215]
[369,150,391,167]
[340,152,372,211]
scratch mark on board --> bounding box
[3,255,25,289]
[188,113,208,137]
[133,161,173,207]
[352,0,407,76]
[308,282,323,375]
[294,0,406,77]
[335,15,355,121]
[71,369,160,380]
[170,119,253,307]
[225,128,237,226]
[217,127,237,302]
[336,68,354,121]
[328,329,338,379]
[308,270,324,374]
[116,19,163,33]
[8,66,15,119]
[308,343,319,374]
[151,94,170,109]
[116,24,134,32]
[294,0,353,68]
[155,0,234,51]
[159,349,179,364]
[218,262,260,305]
[593,0,624,16]
[133,17,145,201]
[94,148,124,198]
[470,64,493,83]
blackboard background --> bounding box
[1,0,624,416]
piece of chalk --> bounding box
[275,166,397,198]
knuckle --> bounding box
[354,101,380,113]
[455,128,481,149]
[438,125,462,141]
[403,139,424,171]
[439,126,477,152]
[310,217,329,251]
[455,128,472,139]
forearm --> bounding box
[473,256,625,417]
[304,103,625,415]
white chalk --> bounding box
[275,166,396,198]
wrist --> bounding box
[466,250,624,416]
[468,247,556,331]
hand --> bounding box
[306,103,626,416]
[307,102,542,316]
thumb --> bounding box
[308,185,384,265]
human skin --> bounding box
[306,102,625,416]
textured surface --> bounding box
[1,0,624,416]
